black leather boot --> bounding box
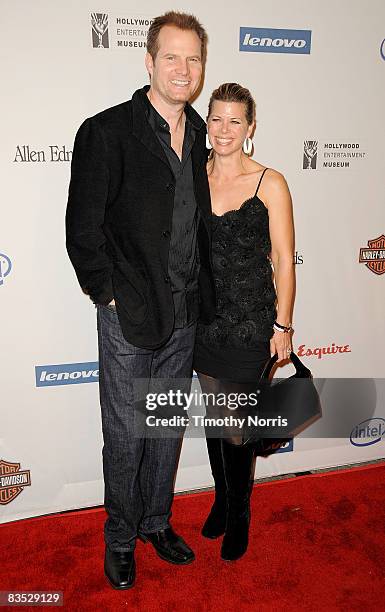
[201,437,227,539]
[220,441,254,561]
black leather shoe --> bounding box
[139,527,195,565]
[104,547,136,589]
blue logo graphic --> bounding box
[380,39,385,61]
[350,418,385,447]
[276,439,294,453]
[239,27,311,54]
[0,253,12,286]
[266,438,294,453]
[35,362,99,387]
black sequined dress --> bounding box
[194,169,276,382]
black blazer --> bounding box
[66,86,216,349]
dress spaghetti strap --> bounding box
[255,168,268,196]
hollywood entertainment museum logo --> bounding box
[350,418,385,447]
[13,145,72,163]
[91,13,109,48]
[297,343,351,360]
[303,141,318,169]
[35,362,99,387]
[0,459,31,505]
[239,27,311,54]
[302,140,366,170]
[359,235,385,275]
[91,13,153,49]
[0,253,12,286]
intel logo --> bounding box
[350,418,385,447]
[240,27,312,55]
[35,362,99,387]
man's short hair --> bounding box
[147,11,208,61]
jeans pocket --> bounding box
[105,303,117,312]
[97,303,117,315]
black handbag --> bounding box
[242,351,322,450]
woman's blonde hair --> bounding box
[208,83,255,125]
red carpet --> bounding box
[1,463,384,611]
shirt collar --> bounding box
[138,85,204,132]
[146,98,171,135]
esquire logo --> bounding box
[0,459,31,505]
[240,27,311,54]
[297,343,351,359]
[35,362,99,387]
[350,418,385,447]
[0,253,12,286]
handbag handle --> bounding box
[260,351,312,380]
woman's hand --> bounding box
[270,331,292,363]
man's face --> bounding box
[145,25,203,106]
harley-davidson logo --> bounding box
[359,234,385,275]
[0,459,31,505]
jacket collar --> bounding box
[131,85,205,168]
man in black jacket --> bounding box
[66,11,215,589]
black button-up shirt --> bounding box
[145,99,200,329]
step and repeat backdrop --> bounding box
[1,0,384,522]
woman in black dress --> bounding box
[194,83,295,561]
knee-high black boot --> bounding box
[221,441,255,561]
[201,437,227,539]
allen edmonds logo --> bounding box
[13,145,72,162]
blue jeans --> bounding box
[97,304,196,552]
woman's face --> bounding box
[207,100,253,156]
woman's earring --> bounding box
[206,134,212,150]
[242,137,253,156]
